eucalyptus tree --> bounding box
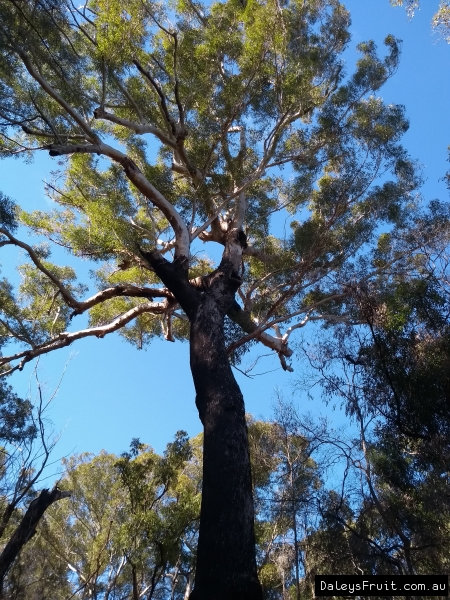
[390,0,450,41]
[38,434,200,600]
[303,243,450,578]
[0,0,430,596]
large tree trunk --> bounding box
[143,251,263,600]
[189,291,262,600]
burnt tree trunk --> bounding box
[0,486,70,596]
[189,283,261,599]
[143,251,263,600]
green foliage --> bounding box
[36,431,201,599]
[0,0,435,365]
[0,380,36,444]
[391,1,450,42]
[0,192,17,231]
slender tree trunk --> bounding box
[184,572,194,600]
[131,562,139,600]
[143,252,263,600]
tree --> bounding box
[0,0,435,596]
[302,237,450,581]
[0,375,70,597]
[249,404,324,600]
[390,0,450,42]
[0,196,70,592]
[36,433,200,599]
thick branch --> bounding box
[227,292,349,357]
[227,301,292,358]
[44,142,191,258]
[138,250,199,319]
[243,245,273,264]
[69,285,173,317]
[132,60,201,181]
[223,190,247,271]
[0,487,71,590]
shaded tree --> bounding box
[303,238,450,582]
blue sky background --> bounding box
[1,0,449,477]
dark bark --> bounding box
[0,486,70,594]
[144,251,263,600]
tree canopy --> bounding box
[0,0,449,596]
[0,0,436,373]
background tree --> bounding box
[0,373,70,597]
[34,432,200,599]
[390,0,450,42]
[301,233,450,583]
[0,0,441,596]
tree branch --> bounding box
[0,228,81,310]
[44,142,191,258]
[0,487,71,590]
[227,301,292,358]
[92,107,176,148]
[69,285,173,317]
[12,45,99,143]
[0,302,166,377]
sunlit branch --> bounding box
[92,107,176,148]
[43,141,191,258]
[0,302,166,377]
[70,285,173,317]
[11,45,99,144]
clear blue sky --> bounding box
[2,0,449,476]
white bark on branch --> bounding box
[223,189,247,271]
[70,285,173,316]
[1,230,173,318]
[43,141,191,259]
[93,107,176,149]
[0,302,166,377]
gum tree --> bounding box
[0,0,430,597]
[390,0,450,41]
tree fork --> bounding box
[141,251,262,599]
